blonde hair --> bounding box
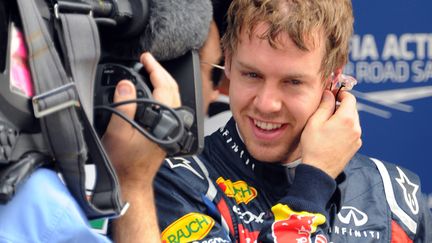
[221,0,354,79]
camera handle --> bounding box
[95,99,196,156]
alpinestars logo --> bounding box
[166,157,204,180]
[395,167,419,215]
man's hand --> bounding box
[300,90,362,178]
[103,53,180,243]
[102,53,180,186]
[142,52,181,108]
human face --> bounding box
[224,23,327,164]
[200,22,222,115]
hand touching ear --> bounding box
[300,90,362,178]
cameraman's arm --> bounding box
[102,53,181,243]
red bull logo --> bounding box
[271,204,327,243]
[216,177,257,204]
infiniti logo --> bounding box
[337,206,369,226]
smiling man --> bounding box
[226,21,329,165]
[152,0,432,242]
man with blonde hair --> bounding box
[148,0,432,242]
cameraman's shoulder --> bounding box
[17,168,71,203]
[0,168,111,243]
[11,168,86,220]
[0,169,60,242]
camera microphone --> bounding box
[102,0,213,61]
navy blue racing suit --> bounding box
[154,118,432,243]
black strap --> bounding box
[55,7,99,123]
[16,0,126,219]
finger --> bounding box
[105,80,137,136]
[334,91,358,119]
[332,91,361,133]
[140,52,181,108]
[140,52,171,89]
[309,90,336,124]
[331,87,340,97]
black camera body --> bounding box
[1,0,205,158]
[94,62,153,134]
[94,50,204,157]
[78,0,207,156]
[0,0,206,217]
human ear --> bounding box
[328,68,357,91]
[330,68,343,90]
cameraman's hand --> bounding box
[300,90,362,179]
[103,52,180,243]
[102,79,165,186]
[103,52,181,186]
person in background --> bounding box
[198,20,231,136]
[205,74,232,136]
[204,0,234,135]
[200,21,223,118]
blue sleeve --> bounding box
[0,168,111,243]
